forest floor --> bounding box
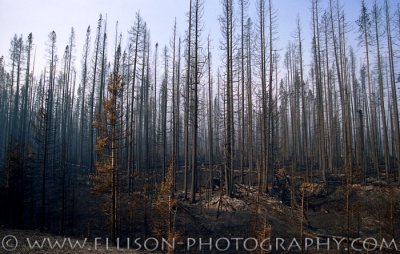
[1,170,400,253]
[168,176,400,253]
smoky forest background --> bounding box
[1,0,400,252]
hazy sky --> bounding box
[0,0,366,77]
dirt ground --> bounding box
[1,169,400,253]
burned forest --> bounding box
[1,0,400,253]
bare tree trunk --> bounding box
[259,0,267,194]
[315,0,326,181]
[373,3,389,182]
[42,31,57,230]
[89,15,102,173]
[207,36,213,190]
[128,13,141,192]
[384,0,400,184]
[246,18,254,187]
[153,42,158,178]
[162,47,168,179]
[171,20,177,192]
[80,27,90,171]
[239,0,247,185]
[358,0,379,176]
[222,0,234,197]
[191,0,200,203]
[298,18,309,182]
[267,0,274,191]
[184,0,192,200]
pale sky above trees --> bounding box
[0,0,363,77]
